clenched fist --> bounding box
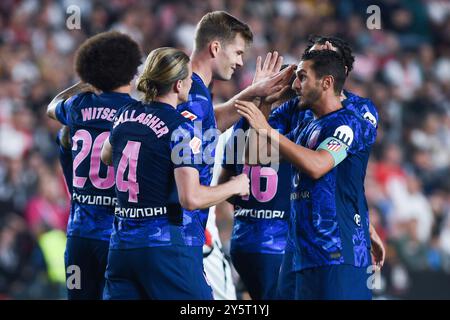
[231,173,250,197]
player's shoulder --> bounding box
[64,91,94,110]
[325,107,368,136]
[178,80,212,121]
[328,108,375,150]
[343,90,378,127]
[187,73,212,103]
[114,99,140,117]
[271,97,300,115]
[150,101,188,127]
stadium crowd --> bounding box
[0,0,449,299]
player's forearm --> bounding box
[269,129,333,179]
[59,126,71,149]
[184,180,241,210]
[47,82,94,120]
[214,86,259,132]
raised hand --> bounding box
[253,51,284,84]
[370,224,385,270]
[249,65,295,99]
[235,100,271,133]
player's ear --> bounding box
[322,75,333,91]
[209,40,221,58]
[174,79,182,93]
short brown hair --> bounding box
[194,11,253,51]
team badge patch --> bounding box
[327,138,342,152]
[189,137,201,154]
[181,110,198,121]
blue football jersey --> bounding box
[269,92,379,254]
[343,90,379,124]
[222,118,290,254]
[342,89,378,144]
[268,97,309,253]
[268,97,302,137]
[108,101,203,249]
[290,107,374,271]
[176,73,218,246]
[55,92,135,241]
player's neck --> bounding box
[312,95,343,118]
[153,94,177,109]
[191,52,213,87]
[112,84,131,94]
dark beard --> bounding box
[297,99,309,111]
[298,87,321,110]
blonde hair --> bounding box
[137,47,190,102]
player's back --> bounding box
[224,118,290,254]
[55,91,136,241]
[108,100,192,249]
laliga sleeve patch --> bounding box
[363,111,377,128]
[181,110,198,121]
[189,136,202,155]
[317,137,349,167]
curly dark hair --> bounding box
[75,31,142,92]
[305,35,355,76]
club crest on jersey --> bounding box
[181,110,198,121]
[189,136,201,154]
[327,139,342,152]
[307,129,321,148]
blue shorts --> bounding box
[64,236,109,300]
[231,250,282,300]
[103,245,213,300]
[276,248,296,300]
[295,264,372,300]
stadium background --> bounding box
[0,0,449,299]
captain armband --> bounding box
[317,137,349,167]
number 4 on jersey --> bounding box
[116,141,141,203]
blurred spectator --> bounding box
[24,173,69,237]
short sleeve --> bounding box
[54,94,82,125]
[55,99,69,125]
[359,98,379,129]
[170,121,203,171]
[358,98,378,147]
[178,98,209,123]
[221,119,248,174]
